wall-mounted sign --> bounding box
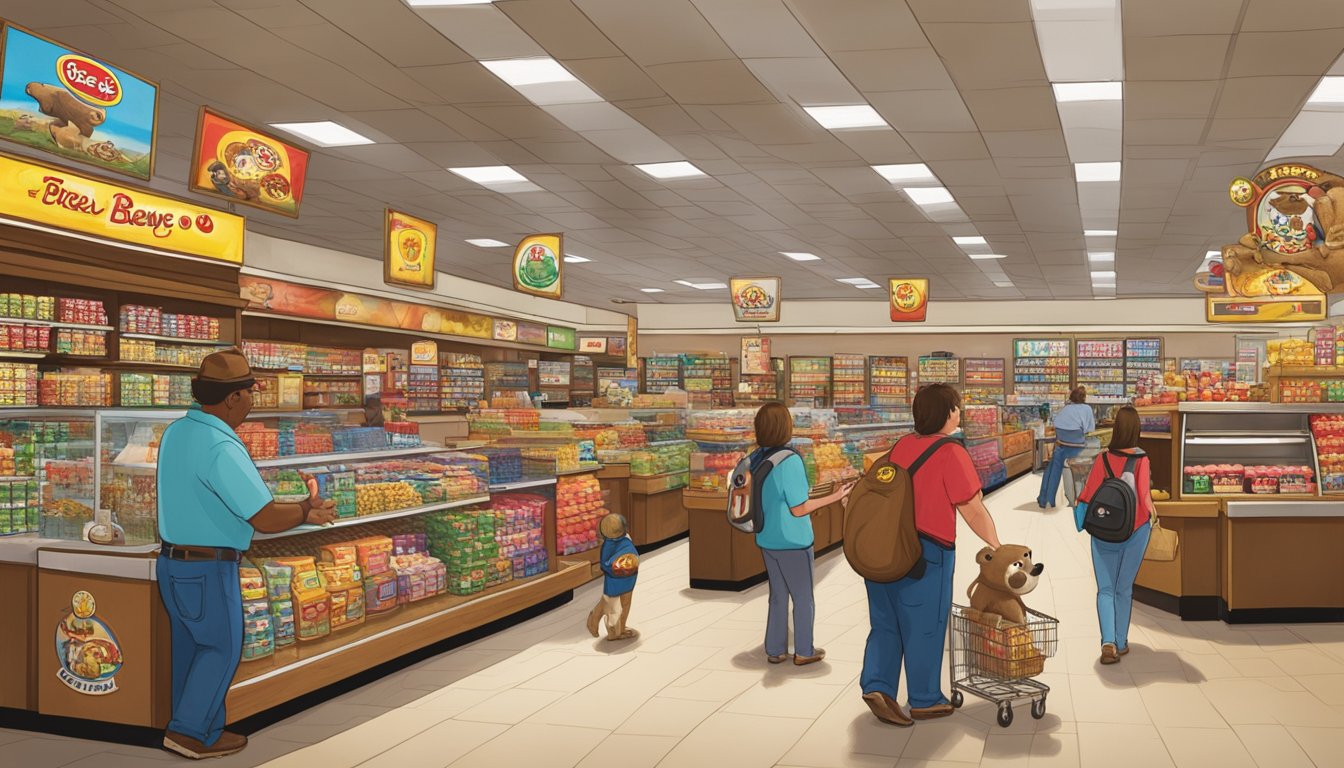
[384,209,437,290]
[0,153,243,263]
[189,107,309,218]
[513,233,564,299]
[741,337,771,375]
[547,326,577,350]
[493,319,517,342]
[729,276,781,322]
[362,349,386,374]
[517,322,547,346]
[579,337,608,354]
[410,340,438,366]
[889,278,929,322]
[0,24,159,180]
[607,336,626,358]
[54,590,122,696]
[626,315,638,369]
[1206,295,1325,323]
[241,276,494,338]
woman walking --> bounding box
[1038,386,1095,508]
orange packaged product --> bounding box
[353,536,393,575]
[293,588,330,641]
[319,543,357,567]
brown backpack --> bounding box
[843,436,961,582]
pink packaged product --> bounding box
[1279,466,1313,494]
[364,572,398,614]
[1210,464,1244,495]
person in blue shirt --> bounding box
[587,513,640,640]
[156,350,336,760]
[1037,386,1097,509]
[752,402,855,666]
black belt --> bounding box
[161,543,243,562]
[919,533,955,551]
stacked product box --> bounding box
[120,305,219,340]
[54,329,106,356]
[38,372,111,406]
[0,478,39,535]
[0,294,55,321]
[239,562,275,660]
[1311,414,1344,493]
[441,353,485,409]
[119,373,192,407]
[318,543,368,631]
[121,338,221,368]
[0,323,50,352]
[1075,340,1125,400]
[475,447,523,485]
[0,363,38,405]
[56,298,108,326]
[557,473,605,555]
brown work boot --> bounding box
[794,647,826,666]
[862,691,913,727]
[910,702,954,720]
[163,730,247,759]
[1100,643,1120,665]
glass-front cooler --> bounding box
[687,409,755,492]
[1180,404,1323,497]
[0,409,96,539]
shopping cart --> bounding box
[1060,441,1104,507]
[948,604,1060,727]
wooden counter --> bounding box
[627,472,689,551]
[684,490,843,591]
[0,562,36,711]
[1133,499,1221,620]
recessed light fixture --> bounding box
[1094,296,1117,300]
[872,163,936,184]
[1205,250,1222,258]
[1087,251,1115,263]
[564,254,591,263]
[449,166,529,185]
[1052,82,1123,102]
[640,288,664,293]
[674,280,728,290]
[465,238,509,248]
[902,187,955,206]
[1075,162,1121,182]
[953,236,987,246]
[803,105,888,130]
[837,277,881,289]
[481,58,577,87]
[405,0,493,6]
[635,161,706,179]
[969,254,1007,260]
[992,280,1015,287]
[269,121,373,147]
[1091,270,1117,284]
[780,251,821,262]
[1308,77,1344,104]
[1085,229,1118,236]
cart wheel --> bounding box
[951,691,963,709]
[1031,698,1047,720]
[997,702,1013,728]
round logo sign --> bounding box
[1229,176,1256,207]
[56,54,122,108]
[892,281,923,313]
[517,243,560,290]
[55,590,123,695]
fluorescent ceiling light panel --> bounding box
[1075,162,1121,182]
[449,165,528,185]
[406,0,493,5]
[1052,82,1122,102]
[993,280,1015,287]
[635,161,705,179]
[872,163,936,184]
[563,254,590,263]
[837,277,881,288]
[1085,229,1117,236]
[1091,270,1117,279]
[1087,251,1115,262]
[780,251,821,262]
[969,254,1007,260]
[673,280,728,290]
[1094,295,1116,300]
[481,58,576,87]
[1308,77,1344,104]
[465,238,509,247]
[269,121,373,147]
[953,236,987,246]
[803,105,888,130]
[640,288,664,293]
[902,186,955,206]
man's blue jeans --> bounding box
[1038,444,1084,507]
[156,554,243,747]
[1091,522,1152,650]
[860,537,955,708]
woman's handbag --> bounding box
[1143,510,1179,561]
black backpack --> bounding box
[726,446,796,534]
[1083,451,1141,543]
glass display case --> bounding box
[0,409,96,538]
[630,440,691,481]
[686,409,755,492]
[1179,405,1323,497]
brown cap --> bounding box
[196,349,253,384]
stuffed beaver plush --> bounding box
[966,544,1044,626]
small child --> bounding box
[586,513,639,641]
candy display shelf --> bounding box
[113,444,447,471]
[1013,339,1072,400]
[251,495,491,540]
[119,333,225,346]
[488,477,558,492]
[869,356,910,406]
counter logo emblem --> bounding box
[54,590,123,696]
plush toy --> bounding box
[966,544,1044,626]
[586,513,639,641]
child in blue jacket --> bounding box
[586,513,639,641]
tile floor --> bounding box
[7,474,1344,767]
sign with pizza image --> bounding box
[189,107,309,218]
[384,209,437,290]
[889,278,929,322]
[729,276,781,322]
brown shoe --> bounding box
[1118,645,1130,656]
[1100,643,1120,665]
[909,703,954,720]
[767,653,789,664]
[862,692,913,727]
[794,647,826,666]
[163,730,247,759]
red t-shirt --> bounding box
[1076,449,1153,530]
[887,433,982,546]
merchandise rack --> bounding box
[963,358,1006,404]
[869,356,910,406]
[1013,339,1072,401]
[571,356,595,407]
[681,354,734,409]
[1074,338,1126,401]
[485,361,530,401]
[831,354,867,407]
[1125,338,1163,397]
[538,360,572,404]
[642,355,682,393]
[440,353,485,410]
[737,357,783,405]
[789,356,832,407]
[918,355,961,386]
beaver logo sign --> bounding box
[54,590,123,695]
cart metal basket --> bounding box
[948,604,1060,727]
[1061,442,1103,507]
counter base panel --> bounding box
[1133,586,1220,621]
[690,539,844,592]
[635,529,689,555]
[629,486,688,547]
[1218,601,1344,625]
[0,563,34,711]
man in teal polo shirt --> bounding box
[157,350,336,760]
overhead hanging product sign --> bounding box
[240,276,494,338]
[1211,163,1335,322]
[492,319,518,342]
[729,276,781,322]
[626,315,638,369]
[607,336,626,358]
[741,336,771,375]
[516,321,547,346]
[384,209,437,290]
[410,340,438,366]
[0,24,159,180]
[546,326,577,350]
[579,337,608,354]
[189,107,309,218]
[0,153,243,263]
[889,278,929,322]
[513,233,564,299]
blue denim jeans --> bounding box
[156,554,243,746]
[1091,522,1152,649]
[1038,444,1084,507]
[860,537,955,708]
[762,547,815,657]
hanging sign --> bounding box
[889,278,929,322]
[362,349,386,374]
[547,326,577,350]
[0,153,243,263]
[493,319,518,342]
[512,233,564,299]
[54,590,123,696]
[189,107,310,218]
[240,276,494,338]
[384,209,437,290]
[517,322,547,346]
[0,24,159,180]
[607,336,626,358]
[729,276,781,322]
[579,337,608,354]
[741,337,771,375]
[410,340,438,366]
[626,315,638,369]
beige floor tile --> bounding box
[658,712,811,768]
[723,677,849,719]
[980,734,1033,767]
[1157,727,1254,768]
[357,720,507,768]
[574,734,679,768]
[782,693,913,766]
[1075,723,1174,768]
[899,717,989,764]
[448,722,607,768]
[447,649,577,691]
[453,687,567,724]
[1198,679,1281,725]
[1297,673,1344,706]
[1264,648,1344,676]
[260,709,453,768]
[1177,653,1243,681]
[528,645,717,730]
[1227,657,1289,678]
[893,761,980,768]
[409,686,497,714]
[1268,691,1344,727]
[516,654,636,692]
[1133,679,1228,728]
[613,696,720,737]
[1028,733,1079,768]
[1230,724,1315,768]
[678,626,765,649]
[1286,725,1344,768]
[1067,673,1149,725]
[659,668,761,703]
[1261,675,1306,692]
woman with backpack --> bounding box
[1074,406,1154,665]
[751,402,855,666]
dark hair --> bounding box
[913,384,961,436]
[1110,406,1141,450]
[754,401,793,448]
[1069,386,1087,404]
[191,378,253,406]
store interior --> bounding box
[2,1,1344,766]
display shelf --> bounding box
[737,357,783,404]
[488,477,558,492]
[112,444,449,471]
[1125,338,1163,397]
[1075,339,1126,400]
[963,358,1006,404]
[0,351,45,359]
[869,356,909,406]
[831,353,867,407]
[681,354,734,409]
[0,319,114,331]
[119,333,226,346]
[1141,432,1173,440]
[643,355,682,394]
[917,355,960,385]
[789,356,832,407]
[250,495,491,541]
[1013,338,1072,399]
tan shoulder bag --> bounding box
[1143,505,1178,561]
